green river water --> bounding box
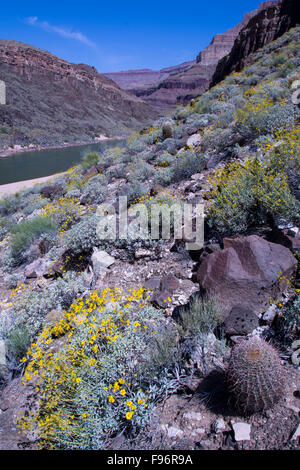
[0,139,125,185]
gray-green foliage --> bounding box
[81,174,108,204]
[64,215,101,254]
[9,272,87,335]
[81,152,100,171]
[177,296,222,338]
[7,324,31,362]
[47,305,182,449]
[10,216,57,264]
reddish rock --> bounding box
[197,235,297,318]
[40,184,64,200]
[161,274,180,293]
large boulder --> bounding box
[197,235,297,318]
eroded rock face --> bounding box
[197,235,297,318]
[0,40,158,149]
[211,0,300,86]
[107,1,277,113]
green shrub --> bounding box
[177,296,222,338]
[171,150,207,182]
[10,216,57,263]
[81,152,100,171]
[7,324,31,362]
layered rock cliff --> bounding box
[104,61,195,91]
[0,40,157,149]
[211,0,300,86]
[105,1,277,114]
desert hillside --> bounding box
[0,20,299,450]
[0,40,158,150]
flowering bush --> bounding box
[235,81,298,139]
[18,288,181,449]
[5,272,87,336]
[206,157,300,235]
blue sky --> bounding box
[0,0,276,72]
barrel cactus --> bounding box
[227,337,285,415]
[162,121,173,140]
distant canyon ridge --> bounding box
[105,0,297,114]
[0,0,299,150]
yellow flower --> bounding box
[120,389,126,396]
[126,412,134,420]
[108,395,115,403]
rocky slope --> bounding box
[212,0,300,86]
[105,1,277,114]
[0,27,300,450]
[0,40,158,150]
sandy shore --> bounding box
[0,173,64,197]
[0,135,125,158]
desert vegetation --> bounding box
[0,27,300,450]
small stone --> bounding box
[167,426,184,439]
[91,249,115,271]
[262,304,278,323]
[135,249,152,259]
[286,404,300,414]
[183,411,202,421]
[187,134,202,147]
[212,417,226,434]
[144,276,161,290]
[232,422,251,442]
[0,340,6,367]
[291,424,300,441]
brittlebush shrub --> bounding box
[206,157,300,235]
[235,80,298,139]
[18,288,180,449]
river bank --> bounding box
[0,173,65,197]
[0,135,125,158]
